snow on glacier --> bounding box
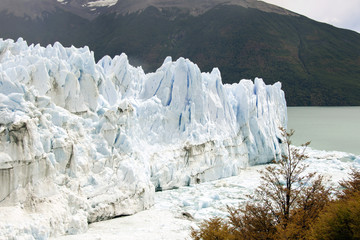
[0,38,286,238]
[87,0,118,8]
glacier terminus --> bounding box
[0,38,286,238]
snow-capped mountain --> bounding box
[0,0,101,20]
[0,0,295,19]
[0,38,286,238]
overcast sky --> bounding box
[262,0,360,33]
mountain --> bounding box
[0,0,359,105]
[0,38,286,238]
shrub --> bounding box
[191,128,331,240]
[310,192,360,240]
[190,217,235,240]
[338,168,360,198]
[309,169,360,240]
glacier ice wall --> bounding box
[0,38,286,238]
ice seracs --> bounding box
[0,37,286,238]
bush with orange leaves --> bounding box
[310,168,360,240]
[191,128,332,240]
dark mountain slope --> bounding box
[0,2,359,105]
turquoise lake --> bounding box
[287,107,360,155]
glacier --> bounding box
[0,38,286,238]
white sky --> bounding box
[261,0,360,33]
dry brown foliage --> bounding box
[338,168,360,199]
[310,169,360,240]
[191,128,332,240]
[190,217,235,240]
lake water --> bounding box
[287,107,360,155]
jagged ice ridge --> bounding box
[0,38,286,238]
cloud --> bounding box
[261,0,360,32]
